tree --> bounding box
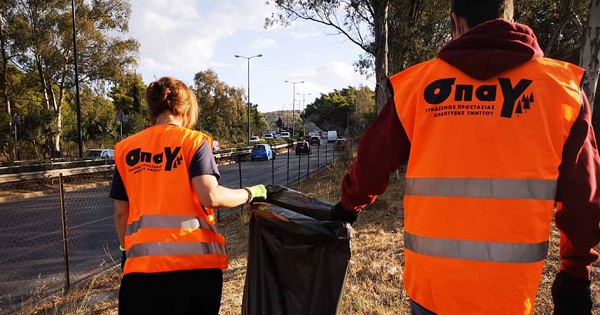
[0,0,17,122]
[109,73,148,137]
[514,1,600,130]
[266,1,451,114]
[580,0,600,110]
[387,1,450,74]
[515,1,589,64]
[266,0,391,113]
[251,103,269,136]
[192,69,247,145]
[304,86,360,134]
[354,85,376,133]
[5,0,138,156]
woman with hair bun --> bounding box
[110,77,266,315]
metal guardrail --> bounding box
[213,142,293,159]
[0,142,298,184]
[0,165,115,184]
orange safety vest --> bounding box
[391,57,583,314]
[114,124,227,275]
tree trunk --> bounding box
[49,86,61,156]
[580,0,600,109]
[372,0,390,114]
[36,59,51,110]
[0,12,11,123]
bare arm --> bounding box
[114,200,129,247]
[192,174,250,209]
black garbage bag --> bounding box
[241,185,352,315]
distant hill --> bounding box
[262,110,325,134]
[262,110,300,132]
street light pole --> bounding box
[71,0,83,158]
[297,92,311,118]
[235,53,262,145]
[285,80,304,138]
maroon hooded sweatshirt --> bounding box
[340,19,600,280]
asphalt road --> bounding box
[0,141,343,313]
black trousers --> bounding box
[119,269,223,315]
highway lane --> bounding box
[0,141,343,313]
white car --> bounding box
[280,131,290,138]
[264,133,275,140]
[249,136,261,143]
[82,149,114,160]
[212,140,221,151]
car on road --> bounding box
[309,136,321,146]
[82,148,114,160]
[327,130,338,143]
[280,131,291,138]
[335,138,348,151]
[264,133,275,140]
[249,136,260,143]
[295,141,312,155]
[212,140,221,152]
[251,144,274,161]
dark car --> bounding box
[251,144,274,161]
[309,136,321,146]
[295,141,312,155]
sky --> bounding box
[125,0,375,114]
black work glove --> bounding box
[331,202,359,224]
[120,249,127,271]
[552,270,592,315]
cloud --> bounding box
[251,37,278,51]
[279,61,373,106]
[290,31,320,39]
[126,1,374,113]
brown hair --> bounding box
[146,77,199,129]
[451,0,513,28]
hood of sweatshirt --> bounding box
[437,19,544,81]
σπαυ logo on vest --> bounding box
[125,147,183,172]
[423,78,534,118]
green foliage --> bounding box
[109,74,146,114]
[17,104,57,159]
[251,103,269,136]
[193,69,249,145]
[515,0,589,64]
[355,85,376,133]
[1,0,138,157]
[304,86,375,135]
[0,112,13,157]
[109,73,149,137]
[387,0,451,73]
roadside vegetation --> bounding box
[15,153,600,315]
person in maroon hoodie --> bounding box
[332,0,600,314]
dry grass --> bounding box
[19,154,600,314]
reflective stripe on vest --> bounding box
[404,232,549,263]
[128,241,226,258]
[126,215,220,236]
[406,178,557,200]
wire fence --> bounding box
[0,138,355,314]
